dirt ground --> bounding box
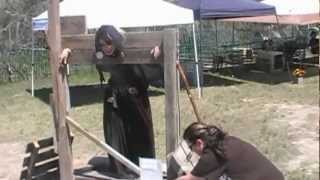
[0,142,92,180]
[266,103,319,173]
[0,104,318,180]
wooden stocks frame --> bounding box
[48,0,178,179]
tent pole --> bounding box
[274,13,280,29]
[215,20,218,62]
[232,22,235,45]
[31,23,35,97]
[192,22,202,99]
[176,27,181,137]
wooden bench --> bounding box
[20,136,73,180]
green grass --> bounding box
[0,67,318,179]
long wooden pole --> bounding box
[47,0,74,179]
[66,116,141,175]
[176,63,202,123]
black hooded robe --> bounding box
[103,64,155,172]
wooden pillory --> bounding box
[47,0,179,179]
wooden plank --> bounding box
[125,31,164,48]
[21,168,59,180]
[61,16,87,35]
[23,148,58,166]
[61,34,95,50]
[61,31,164,65]
[94,48,163,64]
[47,0,74,180]
[67,48,163,65]
[62,31,163,49]
[63,49,93,65]
[33,159,59,175]
[75,177,98,180]
[34,169,59,180]
[22,169,59,180]
[25,137,54,153]
[164,30,178,155]
[21,159,59,178]
[26,142,39,180]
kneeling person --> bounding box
[177,122,284,180]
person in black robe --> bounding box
[95,25,161,176]
[59,25,161,177]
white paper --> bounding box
[139,158,163,180]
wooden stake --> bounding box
[176,63,202,123]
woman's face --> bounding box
[100,38,115,56]
[189,139,205,155]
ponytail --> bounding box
[183,122,227,161]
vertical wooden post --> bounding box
[164,30,178,155]
[47,0,74,179]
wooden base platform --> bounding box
[74,156,139,180]
[75,167,136,180]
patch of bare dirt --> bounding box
[265,103,319,173]
[0,143,25,180]
[0,142,92,180]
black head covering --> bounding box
[95,25,125,57]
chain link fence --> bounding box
[0,49,49,83]
[0,23,310,84]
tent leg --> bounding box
[192,23,202,99]
[31,26,34,97]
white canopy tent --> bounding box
[31,0,196,97]
[32,0,194,29]
[262,0,319,15]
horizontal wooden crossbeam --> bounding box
[25,137,54,153]
[62,31,165,65]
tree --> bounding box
[0,0,47,51]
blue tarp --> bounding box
[175,0,276,20]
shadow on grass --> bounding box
[27,83,165,107]
[217,66,318,85]
[202,72,244,87]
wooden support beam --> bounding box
[26,142,39,180]
[61,16,87,35]
[164,30,178,155]
[47,0,74,179]
[25,137,53,153]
